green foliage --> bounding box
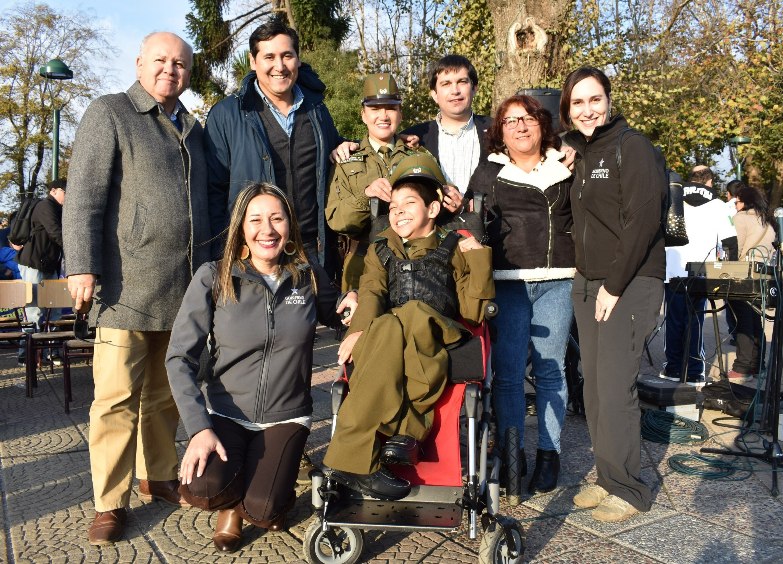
[187,0,348,98]
[445,0,494,116]
[301,46,365,139]
[562,0,783,190]
[0,1,110,206]
[187,0,232,96]
[292,0,350,51]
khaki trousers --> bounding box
[89,327,180,511]
[324,301,451,474]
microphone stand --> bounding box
[700,231,783,496]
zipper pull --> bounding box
[579,179,585,200]
[268,301,274,330]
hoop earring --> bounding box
[283,240,297,256]
[240,244,250,260]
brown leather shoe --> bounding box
[138,479,190,507]
[212,509,243,552]
[88,508,127,545]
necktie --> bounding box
[379,145,392,167]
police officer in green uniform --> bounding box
[326,73,426,291]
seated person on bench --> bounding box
[324,153,495,500]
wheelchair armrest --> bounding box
[330,379,348,416]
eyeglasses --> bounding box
[501,115,539,128]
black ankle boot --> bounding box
[528,449,559,494]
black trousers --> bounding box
[729,300,763,374]
[572,273,663,511]
[180,415,309,525]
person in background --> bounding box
[0,211,21,281]
[64,31,214,545]
[401,55,490,197]
[723,179,743,343]
[727,185,775,383]
[467,94,574,494]
[561,66,666,523]
[661,165,735,385]
[168,183,355,552]
[16,180,66,365]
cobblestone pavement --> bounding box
[2,316,783,563]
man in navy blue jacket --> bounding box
[204,19,347,273]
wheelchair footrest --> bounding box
[324,485,463,531]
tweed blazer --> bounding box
[63,81,213,331]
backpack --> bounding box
[616,128,689,247]
[7,197,41,246]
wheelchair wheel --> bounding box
[304,519,364,564]
[504,427,522,506]
[478,516,525,564]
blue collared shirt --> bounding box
[254,81,304,137]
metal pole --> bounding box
[52,106,60,181]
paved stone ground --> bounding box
[1,307,783,563]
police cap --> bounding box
[362,73,402,106]
[389,152,447,194]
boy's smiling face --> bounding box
[388,185,441,240]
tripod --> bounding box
[700,253,783,496]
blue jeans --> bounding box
[663,284,705,378]
[491,279,572,453]
[18,265,61,357]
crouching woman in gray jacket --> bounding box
[166,183,356,552]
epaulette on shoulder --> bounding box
[436,227,455,241]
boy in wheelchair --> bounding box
[324,153,494,500]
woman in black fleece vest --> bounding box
[560,67,667,523]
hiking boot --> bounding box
[573,484,608,509]
[591,495,639,522]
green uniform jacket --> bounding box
[348,226,495,341]
[325,136,411,237]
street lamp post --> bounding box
[728,135,752,180]
[39,58,74,181]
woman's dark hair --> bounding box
[560,66,612,128]
[735,185,772,227]
[215,182,313,304]
[726,179,745,197]
[486,95,560,157]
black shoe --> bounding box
[528,449,560,495]
[329,468,411,500]
[380,435,419,466]
[17,354,25,366]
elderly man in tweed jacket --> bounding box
[63,31,214,546]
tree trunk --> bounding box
[488,0,573,109]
